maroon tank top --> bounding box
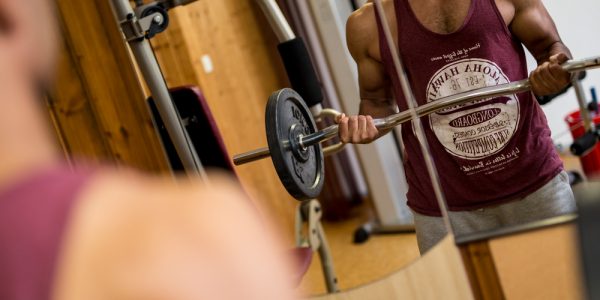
[375,0,563,216]
[0,166,93,300]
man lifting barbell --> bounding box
[234,1,599,252]
[341,0,577,253]
[234,54,598,197]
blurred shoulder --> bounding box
[53,170,295,299]
[83,169,249,211]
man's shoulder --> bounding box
[346,3,378,59]
[347,3,376,37]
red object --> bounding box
[290,247,313,286]
[565,110,600,177]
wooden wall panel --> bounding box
[489,223,585,300]
[52,0,169,172]
[52,0,300,239]
[150,0,298,235]
[459,241,505,299]
[312,236,474,300]
[48,38,113,164]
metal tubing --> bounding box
[255,0,296,42]
[110,0,207,178]
[233,146,270,165]
[323,142,346,156]
[572,74,593,132]
[562,56,600,73]
[373,0,452,234]
[233,56,600,166]
[317,222,339,293]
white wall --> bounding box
[527,0,600,150]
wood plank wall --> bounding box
[150,0,298,236]
[51,0,170,172]
[50,0,299,238]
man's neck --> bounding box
[0,74,60,191]
[407,0,473,34]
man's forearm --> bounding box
[358,97,396,116]
[358,98,397,139]
[536,41,572,64]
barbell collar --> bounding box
[233,147,270,165]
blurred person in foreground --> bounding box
[0,1,298,299]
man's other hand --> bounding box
[530,53,571,96]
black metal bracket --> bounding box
[120,0,198,41]
[119,10,166,41]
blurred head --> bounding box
[0,0,59,88]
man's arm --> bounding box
[338,7,396,144]
[509,0,572,96]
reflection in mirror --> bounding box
[282,0,599,296]
[364,0,581,250]
[37,0,600,297]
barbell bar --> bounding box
[233,56,600,166]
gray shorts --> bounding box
[413,171,577,254]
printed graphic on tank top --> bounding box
[375,0,563,216]
[427,58,520,165]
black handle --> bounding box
[571,131,598,156]
[277,38,323,107]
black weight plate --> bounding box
[266,88,324,200]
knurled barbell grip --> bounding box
[233,56,600,166]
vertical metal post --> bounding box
[316,222,339,293]
[373,0,453,235]
[110,0,207,179]
[573,75,594,132]
[298,200,339,293]
[255,0,296,42]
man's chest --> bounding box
[408,0,472,34]
[369,0,516,64]
[407,0,514,34]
